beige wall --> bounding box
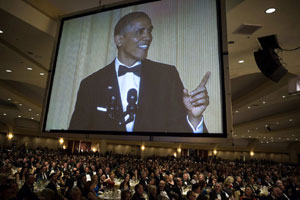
[0,134,292,163]
[1,134,59,150]
[210,150,290,163]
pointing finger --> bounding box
[199,71,211,87]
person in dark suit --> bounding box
[17,174,40,200]
[69,12,210,134]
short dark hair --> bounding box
[114,12,151,36]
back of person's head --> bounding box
[121,190,131,200]
[70,187,82,200]
[114,12,151,36]
[42,188,56,200]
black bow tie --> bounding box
[118,64,142,77]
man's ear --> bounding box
[114,34,123,47]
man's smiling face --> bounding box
[116,17,153,66]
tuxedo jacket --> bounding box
[69,59,207,134]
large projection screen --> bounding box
[44,0,228,137]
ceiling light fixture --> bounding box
[18,115,21,118]
[235,110,239,113]
[248,106,251,109]
[265,8,276,14]
[7,98,11,101]
[40,72,45,76]
[262,101,266,104]
[27,67,33,70]
[31,117,34,120]
[282,95,286,98]
[0,30,3,34]
[3,113,7,116]
[289,119,293,122]
[36,114,39,116]
[6,69,12,73]
[28,108,32,111]
[19,104,22,106]
[238,60,245,63]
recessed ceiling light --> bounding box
[296,139,299,141]
[247,130,250,133]
[19,103,22,106]
[6,69,12,73]
[7,98,11,101]
[249,136,251,138]
[263,137,266,139]
[260,141,263,143]
[18,115,21,118]
[27,67,33,71]
[266,141,269,144]
[0,30,3,34]
[40,72,45,76]
[3,113,7,116]
[248,106,251,109]
[235,110,239,113]
[292,134,294,137]
[234,135,237,137]
[262,101,266,104]
[287,138,290,140]
[31,117,34,120]
[265,124,268,127]
[28,108,32,111]
[265,8,276,14]
[289,119,293,122]
[276,122,279,125]
[36,114,39,116]
[238,60,245,63]
[282,95,286,98]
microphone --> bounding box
[124,88,138,124]
[107,86,119,122]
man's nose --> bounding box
[142,31,152,41]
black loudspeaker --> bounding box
[254,48,287,82]
[258,35,281,49]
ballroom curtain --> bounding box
[46,0,222,133]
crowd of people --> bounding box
[0,145,299,200]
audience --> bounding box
[0,145,299,200]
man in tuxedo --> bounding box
[69,12,210,133]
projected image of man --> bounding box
[69,12,210,134]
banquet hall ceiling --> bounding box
[0,0,299,150]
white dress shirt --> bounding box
[115,58,203,133]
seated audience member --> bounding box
[106,172,115,189]
[223,176,234,199]
[69,187,82,200]
[132,183,146,200]
[82,181,97,200]
[0,177,18,200]
[239,186,256,200]
[139,171,149,192]
[187,190,197,200]
[157,180,171,200]
[121,190,131,200]
[192,183,208,200]
[17,174,40,200]
[91,174,99,196]
[172,177,184,200]
[77,175,87,192]
[41,188,56,200]
[148,185,158,200]
[120,174,131,191]
[210,183,229,200]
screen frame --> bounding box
[41,0,231,140]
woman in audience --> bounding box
[121,190,132,200]
[120,173,131,191]
[239,186,256,200]
[82,181,97,200]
